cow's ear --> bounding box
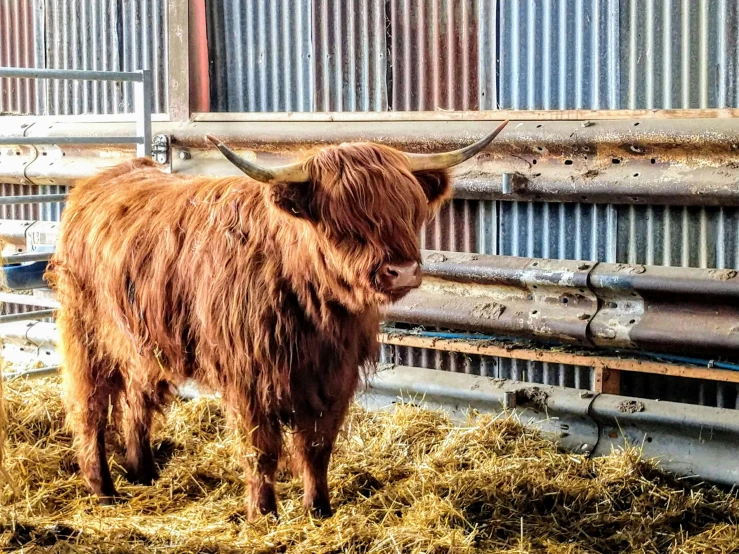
[414,169,452,212]
[270,181,317,221]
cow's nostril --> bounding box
[380,261,422,291]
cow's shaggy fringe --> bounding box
[2,377,739,553]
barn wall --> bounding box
[2,0,739,407]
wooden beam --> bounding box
[379,334,739,385]
[594,366,622,395]
[192,108,739,123]
[166,0,190,122]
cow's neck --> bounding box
[273,219,376,331]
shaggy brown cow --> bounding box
[45,121,508,519]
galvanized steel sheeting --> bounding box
[497,0,621,110]
[380,344,594,390]
[313,0,387,111]
[621,0,739,109]
[0,0,37,114]
[206,0,313,112]
[389,0,479,110]
[41,0,168,115]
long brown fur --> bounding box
[45,143,451,518]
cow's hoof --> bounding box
[307,499,333,518]
[97,493,124,507]
[247,487,279,521]
[124,467,159,486]
[247,506,279,522]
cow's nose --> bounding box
[379,261,422,290]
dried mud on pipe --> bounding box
[2,378,739,553]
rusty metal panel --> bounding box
[312,0,387,111]
[420,198,493,253]
[388,0,479,111]
[0,0,37,114]
[41,0,168,115]
[497,0,620,110]
[621,0,739,109]
[206,0,313,112]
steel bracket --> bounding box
[152,133,170,165]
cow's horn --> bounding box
[405,120,509,172]
[205,135,309,183]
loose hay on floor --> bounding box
[1,378,738,554]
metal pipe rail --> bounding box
[363,365,739,487]
[0,67,152,157]
[2,117,739,205]
[0,309,55,323]
[0,195,68,205]
[385,250,739,360]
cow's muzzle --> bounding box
[377,261,422,293]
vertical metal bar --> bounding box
[134,69,152,157]
[167,0,190,120]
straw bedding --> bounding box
[1,377,738,553]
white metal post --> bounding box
[134,68,153,157]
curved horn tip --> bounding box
[204,134,221,146]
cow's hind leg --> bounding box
[121,377,163,485]
[60,323,122,503]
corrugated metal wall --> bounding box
[620,0,739,109]
[0,0,168,115]
[0,0,37,114]
[40,0,168,115]
[388,0,480,111]
[497,0,620,110]
[313,0,387,112]
[206,0,314,112]
[206,0,739,113]
[380,345,594,389]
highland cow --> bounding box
[45,121,508,519]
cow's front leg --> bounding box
[293,405,348,518]
[239,414,282,520]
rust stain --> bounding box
[617,400,645,414]
[516,387,549,411]
[708,269,737,281]
[472,302,506,320]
